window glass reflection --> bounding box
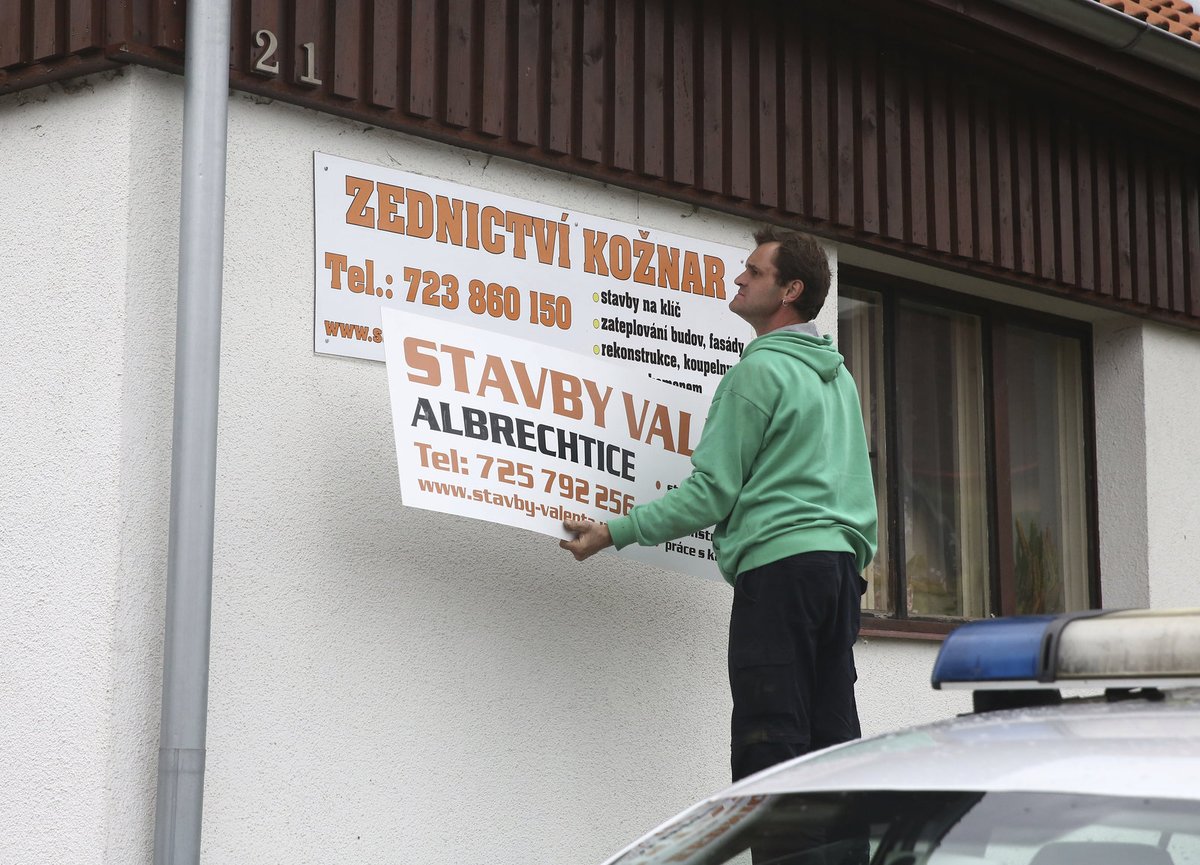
[1003,326,1089,614]
[839,288,890,615]
[895,302,990,619]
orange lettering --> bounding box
[657,245,680,290]
[584,229,609,276]
[324,252,348,289]
[681,252,702,294]
[704,255,726,299]
[632,239,655,285]
[345,175,375,228]
[512,362,549,409]
[505,212,535,260]
[404,338,441,386]
[407,189,434,239]
[441,344,476,392]
[481,206,505,254]
[477,355,517,403]
[550,371,583,420]
[609,234,631,280]
[435,195,465,244]
[377,182,405,234]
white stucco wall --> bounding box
[1142,323,1200,609]
[39,66,1190,865]
[1093,319,1151,608]
[0,71,139,864]
[1092,317,1200,611]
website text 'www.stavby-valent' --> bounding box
[415,478,590,521]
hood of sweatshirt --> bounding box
[741,328,845,382]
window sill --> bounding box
[860,616,960,641]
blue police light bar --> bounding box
[931,615,1059,688]
[932,609,1200,691]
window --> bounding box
[837,271,1097,632]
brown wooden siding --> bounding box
[3,0,1200,330]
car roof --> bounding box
[728,689,1200,801]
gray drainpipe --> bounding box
[151,0,231,862]
[987,0,1200,83]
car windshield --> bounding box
[608,791,1200,865]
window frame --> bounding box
[840,266,1102,639]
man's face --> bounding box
[731,242,788,329]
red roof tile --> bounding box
[1100,0,1200,41]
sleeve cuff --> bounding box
[607,515,637,550]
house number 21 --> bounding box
[253,29,322,86]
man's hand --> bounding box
[559,519,613,562]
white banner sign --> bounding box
[313,152,753,397]
[317,151,757,579]
[382,308,722,580]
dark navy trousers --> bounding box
[728,550,866,782]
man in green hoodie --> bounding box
[560,226,878,782]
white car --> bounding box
[601,609,1200,865]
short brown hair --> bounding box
[752,226,830,320]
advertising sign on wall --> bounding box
[315,152,755,578]
[382,308,720,578]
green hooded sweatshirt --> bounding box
[607,328,878,584]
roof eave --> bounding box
[990,0,1200,83]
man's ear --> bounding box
[784,279,806,305]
